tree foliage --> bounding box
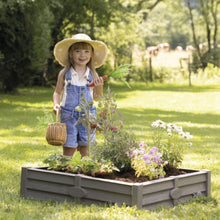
[185,0,220,68]
[0,0,55,92]
[0,0,219,92]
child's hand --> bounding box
[53,104,61,115]
[93,77,103,86]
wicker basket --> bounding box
[46,110,67,146]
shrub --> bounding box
[151,120,192,168]
[91,87,138,171]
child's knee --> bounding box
[77,146,88,157]
[63,147,76,157]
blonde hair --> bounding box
[68,42,99,81]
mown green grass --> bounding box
[0,83,219,220]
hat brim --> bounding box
[54,38,108,68]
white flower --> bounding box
[152,120,166,129]
[175,126,183,133]
[185,132,193,139]
[179,131,185,137]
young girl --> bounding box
[53,33,108,157]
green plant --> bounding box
[91,87,138,171]
[43,151,119,177]
[43,154,71,171]
[126,142,167,179]
[151,120,192,168]
[97,128,138,172]
[74,94,97,152]
[197,63,220,80]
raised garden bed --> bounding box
[20,166,211,210]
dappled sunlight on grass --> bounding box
[0,84,219,219]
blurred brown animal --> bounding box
[186,45,195,52]
[199,42,206,52]
[146,46,159,56]
[158,43,170,52]
[175,46,183,51]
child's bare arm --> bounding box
[53,68,66,113]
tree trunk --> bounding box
[149,56,153,82]
[210,0,219,48]
[188,55,192,87]
[200,0,211,52]
[186,0,203,66]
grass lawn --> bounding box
[0,82,219,220]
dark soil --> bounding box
[42,166,196,183]
[94,167,195,183]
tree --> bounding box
[140,0,191,48]
[0,0,54,92]
[185,0,220,68]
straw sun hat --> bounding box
[54,33,108,68]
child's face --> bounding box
[69,43,92,67]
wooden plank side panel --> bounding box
[142,179,173,195]
[20,167,28,197]
[83,188,132,205]
[142,190,171,205]
[178,192,206,203]
[26,179,73,196]
[27,169,76,185]
[81,178,132,195]
[25,189,74,202]
[26,178,132,205]
[180,182,206,196]
[178,172,207,186]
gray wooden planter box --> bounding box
[20,167,211,210]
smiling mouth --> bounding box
[79,59,87,62]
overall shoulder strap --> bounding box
[88,71,93,83]
[65,69,71,80]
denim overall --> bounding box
[60,69,96,148]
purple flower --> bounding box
[145,159,151,165]
[139,143,144,148]
[143,154,150,161]
[148,147,158,155]
[152,156,158,162]
[139,142,148,148]
[157,160,163,165]
[138,150,145,155]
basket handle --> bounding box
[55,109,59,122]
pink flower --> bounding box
[111,126,118,132]
[138,150,145,155]
[148,147,158,155]
[143,154,150,161]
[145,159,151,165]
[157,160,163,165]
[152,156,158,162]
[139,142,148,148]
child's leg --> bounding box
[63,147,76,157]
[77,146,88,157]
